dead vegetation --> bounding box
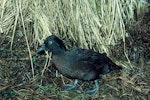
[0,0,150,99]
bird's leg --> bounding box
[86,80,99,95]
[64,79,78,90]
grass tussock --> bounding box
[0,0,150,99]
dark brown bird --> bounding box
[37,35,122,95]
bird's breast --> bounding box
[52,55,73,75]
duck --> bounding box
[37,35,122,95]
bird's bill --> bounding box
[37,44,46,54]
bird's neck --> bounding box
[50,46,65,55]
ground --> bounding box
[0,8,150,100]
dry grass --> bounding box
[0,0,150,99]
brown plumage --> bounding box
[37,35,122,95]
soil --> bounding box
[0,8,150,100]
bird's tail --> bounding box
[111,63,122,71]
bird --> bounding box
[37,35,122,95]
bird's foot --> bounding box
[86,80,99,95]
[64,84,78,90]
[86,87,98,95]
[64,79,78,90]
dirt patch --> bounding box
[0,9,150,100]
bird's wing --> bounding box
[68,48,111,71]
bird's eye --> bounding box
[49,41,53,44]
